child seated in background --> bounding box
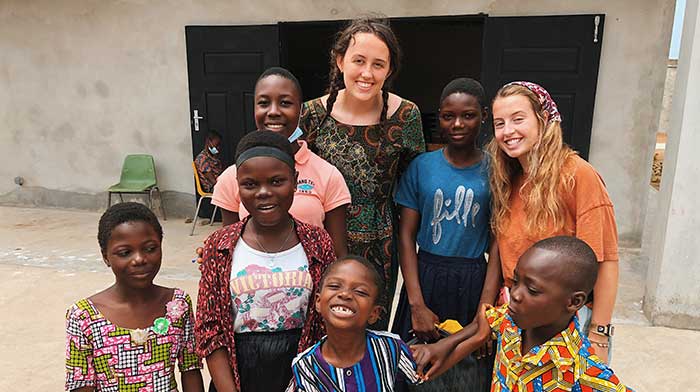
[412,236,632,392]
[287,255,422,391]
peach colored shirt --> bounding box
[212,140,351,228]
[498,155,618,287]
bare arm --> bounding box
[181,369,205,392]
[221,209,240,227]
[398,206,439,341]
[479,238,502,306]
[207,348,238,392]
[589,260,618,364]
[411,305,490,379]
[323,205,348,257]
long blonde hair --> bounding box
[487,84,577,235]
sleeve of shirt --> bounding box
[178,292,203,372]
[486,303,509,334]
[573,161,619,262]
[211,165,241,212]
[398,103,426,179]
[397,338,423,385]
[394,156,421,211]
[194,233,228,358]
[322,165,351,212]
[65,305,96,391]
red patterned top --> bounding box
[194,217,335,389]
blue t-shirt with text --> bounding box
[395,149,491,258]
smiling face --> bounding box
[492,94,543,164]
[103,221,162,289]
[254,75,302,139]
[507,247,580,330]
[439,92,484,149]
[237,156,296,227]
[336,32,391,102]
[315,259,382,331]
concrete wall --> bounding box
[644,0,700,329]
[0,0,674,228]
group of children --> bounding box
[64,16,630,392]
[65,201,630,391]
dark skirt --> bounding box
[209,328,301,392]
[391,250,492,392]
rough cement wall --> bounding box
[0,0,674,227]
[644,0,700,329]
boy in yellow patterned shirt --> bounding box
[411,236,632,391]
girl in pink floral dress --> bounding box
[64,202,204,392]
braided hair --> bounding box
[319,17,402,131]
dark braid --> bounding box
[317,16,402,131]
[380,87,390,127]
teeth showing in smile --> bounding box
[505,138,522,146]
[266,124,285,130]
[259,205,275,210]
[331,305,355,315]
[357,81,372,89]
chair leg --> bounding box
[151,187,166,221]
[118,193,124,203]
[191,196,205,236]
[210,204,218,226]
[107,192,112,208]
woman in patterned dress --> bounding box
[301,17,425,329]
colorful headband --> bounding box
[504,81,562,124]
[236,146,295,170]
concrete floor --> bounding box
[0,206,694,391]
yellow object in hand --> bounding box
[436,319,463,334]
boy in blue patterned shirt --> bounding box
[287,256,422,391]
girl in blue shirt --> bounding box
[391,78,496,391]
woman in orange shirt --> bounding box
[485,81,618,363]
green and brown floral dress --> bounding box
[301,97,425,326]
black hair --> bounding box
[256,67,303,100]
[235,130,295,168]
[532,236,599,294]
[318,16,402,132]
[321,254,386,308]
[206,129,222,142]
[439,77,487,109]
[98,202,163,254]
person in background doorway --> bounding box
[213,67,351,256]
[301,17,425,329]
[195,130,224,193]
[391,78,495,391]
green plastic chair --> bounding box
[107,154,166,219]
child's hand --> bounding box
[191,247,204,264]
[411,304,440,342]
[476,303,491,338]
[410,339,452,381]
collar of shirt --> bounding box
[295,140,310,165]
[496,305,581,375]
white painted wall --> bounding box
[644,0,700,329]
[0,0,674,238]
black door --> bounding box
[185,25,280,168]
[481,15,604,159]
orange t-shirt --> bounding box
[498,155,618,287]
